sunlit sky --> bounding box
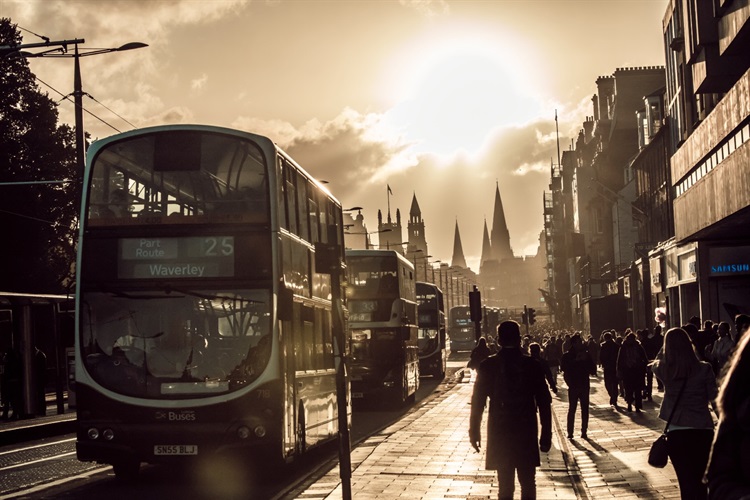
[3,0,667,271]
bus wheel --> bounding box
[112,460,140,481]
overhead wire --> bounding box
[33,76,124,134]
[15,24,136,134]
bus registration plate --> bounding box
[154,445,197,456]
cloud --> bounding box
[9,0,249,45]
[231,109,556,264]
[399,0,450,17]
[6,0,249,137]
[190,73,208,91]
[234,107,418,189]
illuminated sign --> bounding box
[118,236,235,279]
[709,246,750,276]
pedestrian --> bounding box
[734,314,750,342]
[705,325,750,498]
[560,333,597,439]
[652,327,717,500]
[599,331,621,407]
[707,321,734,376]
[1,348,22,420]
[468,337,491,371]
[543,335,562,379]
[469,320,552,500]
[617,332,649,412]
[642,326,665,400]
[587,336,600,366]
[530,342,557,394]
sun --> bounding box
[382,25,541,156]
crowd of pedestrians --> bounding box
[468,312,750,500]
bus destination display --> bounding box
[118,236,235,279]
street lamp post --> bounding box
[431,260,441,284]
[344,228,391,249]
[367,228,392,249]
[412,253,431,282]
[16,39,148,176]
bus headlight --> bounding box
[102,428,115,441]
[254,425,267,438]
[237,426,251,439]
[87,427,100,440]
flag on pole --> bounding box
[387,184,393,195]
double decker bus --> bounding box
[74,125,346,478]
[448,305,476,351]
[345,249,419,405]
[416,282,448,378]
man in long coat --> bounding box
[469,320,552,500]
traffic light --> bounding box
[469,289,482,323]
[528,307,536,325]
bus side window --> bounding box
[309,194,319,244]
[285,161,298,234]
[313,308,324,370]
[322,310,334,369]
[277,157,288,230]
[296,176,310,241]
[292,302,305,371]
[318,196,329,244]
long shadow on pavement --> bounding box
[554,381,681,500]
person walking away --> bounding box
[642,327,665,400]
[734,314,750,343]
[529,342,557,394]
[543,335,562,379]
[617,332,649,412]
[1,348,22,420]
[560,333,597,439]
[706,326,750,499]
[652,327,717,500]
[599,331,621,407]
[468,337,491,371]
[707,322,734,376]
[587,336,601,367]
[469,320,552,500]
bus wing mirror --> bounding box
[278,287,294,321]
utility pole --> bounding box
[469,285,482,343]
[315,235,352,499]
[522,304,529,337]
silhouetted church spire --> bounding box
[451,220,467,269]
[490,182,513,262]
[480,218,492,267]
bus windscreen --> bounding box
[87,132,269,225]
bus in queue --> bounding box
[345,249,419,406]
[416,282,448,378]
[448,305,476,351]
[74,124,347,479]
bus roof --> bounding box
[87,124,340,206]
[345,249,414,269]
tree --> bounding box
[0,18,79,293]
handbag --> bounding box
[648,434,669,467]
[647,379,687,468]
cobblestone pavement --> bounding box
[291,370,683,499]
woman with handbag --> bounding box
[652,327,718,499]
